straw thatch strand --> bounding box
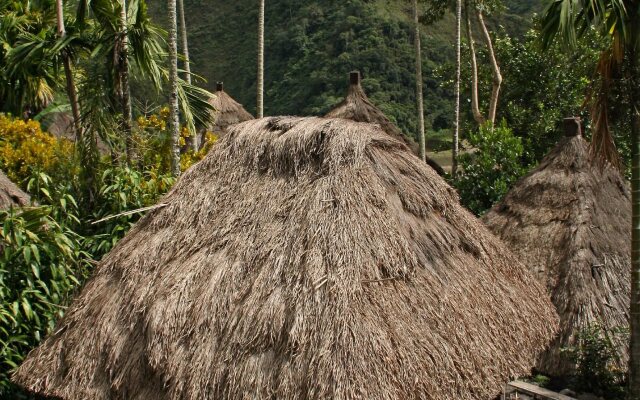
[325,74,445,175]
[14,117,557,399]
[483,135,630,376]
[0,170,30,209]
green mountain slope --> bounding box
[149,0,540,143]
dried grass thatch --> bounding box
[0,170,30,209]
[325,71,445,175]
[483,121,630,376]
[207,82,254,136]
[15,117,557,400]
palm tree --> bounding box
[413,0,426,162]
[55,0,83,145]
[542,0,639,396]
[452,0,461,176]
[118,0,133,164]
[0,0,57,115]
[177,0,196,151]
[257,0,265,118]
[178,0,191,86]
[168,0,180,176]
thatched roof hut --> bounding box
[0,170,30,209]
[483,118,630,376]
[207,82,254,136]
[325,71,445,175]
[14,117,557,399]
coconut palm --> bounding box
[452,0,461,176]
[541,0,639,396]
[413,0,427,162]
[178,0,191,86]
[177,0,196,150]
[257,0,265,118]
[168,0,180,176]
[56,0,82,144]
[118,0,133,163]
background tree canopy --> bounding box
[147,0,541,144]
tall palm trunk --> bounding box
[452,0,461,177]
[257,0,265,118]
[118,0,133,164]
[168,0,181,177]
[628,9,640,397]
[55,0,82,144]
[178,0,191,86]
[476,8,501,125]
[413,0,426,162]
[465,0,483,125]
[177,0,197,151]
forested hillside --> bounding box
[148,0,541,143]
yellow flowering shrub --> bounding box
[135,108,218,173]
[0,114,75,186]
[180,132,218,171]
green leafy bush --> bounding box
[453,121,526,215]
[563,325,628,399]
[87,167,175,257]
[0,205,91,396]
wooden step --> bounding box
[504,380,577,400]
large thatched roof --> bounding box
[15,117,557,399]
[483,119,630,376]
[325,71,445,175]
[0,170,30,209]
[207,82,254,135]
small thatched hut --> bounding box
[325,71,445,175]
[15,117,557,399]
[207,82,254,137]
[0,170,30,209]
[483,118,630,376]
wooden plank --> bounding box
[506,381,577,400]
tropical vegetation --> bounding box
[0,0,638,398]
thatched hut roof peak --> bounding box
[326,72,445,175]
[563,116,582,138]
[483,130,630,376]
[15,117,558,400]
[349,70,361,86]
[0,170,30,209]
[207,83,254,135]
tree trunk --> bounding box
[168,0,181,177]
[178,0,191,86]
[119,0,133,164]
[452,0,462,177]
[476,8,502,125]
[177,0,197,151]
[413,0,426,162]
[465,0,484,125]
[257,0,265,118]
[628,11,640,397]
[55,0,82,145]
